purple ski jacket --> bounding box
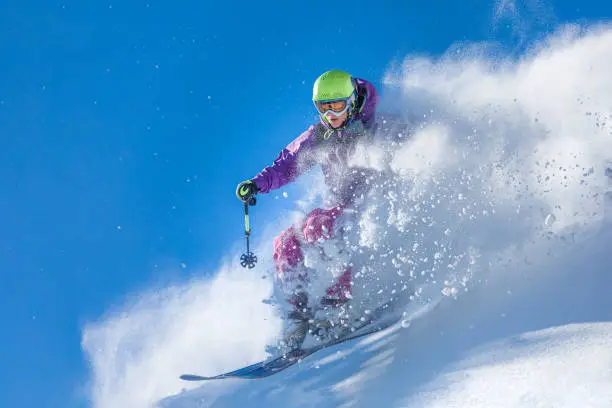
[252,78,380,205]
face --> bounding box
[324,111,349,129]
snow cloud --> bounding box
[384,23,611,236]
[81,263,282,408]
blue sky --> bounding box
[0,1,608,407]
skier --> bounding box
[236,69,380,348]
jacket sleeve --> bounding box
[353,78,379,130]
[252,126,318,193]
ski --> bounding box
[179,316,397,381]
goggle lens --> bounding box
[315,99,348,114]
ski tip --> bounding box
[180,374,210,381]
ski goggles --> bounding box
[313,94,355,117]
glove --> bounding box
[236,180,259,204]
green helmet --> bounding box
[312,70,356,102]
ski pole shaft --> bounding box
[244,202,251,251]
[240,201,257,268]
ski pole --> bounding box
[240,200,257,268]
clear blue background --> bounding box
[0,1,607,407]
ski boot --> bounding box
[281,292,312,350]
[310,295,354,341]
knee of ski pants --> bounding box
[302,206,345,244]
[273,226,303,276]
[273,206,346,275]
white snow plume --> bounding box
[81,263,282,408]
[84,24,612,408]
[379,24,610,276]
